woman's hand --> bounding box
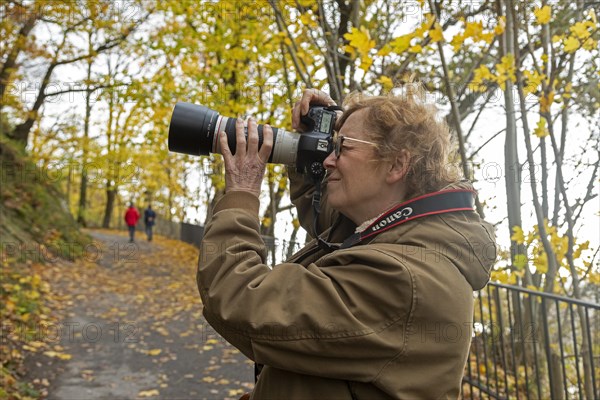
[292,88,337,131]
[220,117,273,197]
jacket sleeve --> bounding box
[288,169,339,239]
[197,191,411,382]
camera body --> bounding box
[168,102,339,182]
[295,106,338,180]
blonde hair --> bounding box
[337,84,461,198]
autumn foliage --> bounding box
[1,0,599,398]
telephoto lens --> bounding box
[168,102,299,165]
[168,102,338,180]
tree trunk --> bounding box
[9,59,58,144]
[77,168,88,227]
[103,187,117,228]
[286,223,301,260]
[77,52,93,226]
[499,0,530,286]
[0,12,37,103]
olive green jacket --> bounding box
[197,174,496,399]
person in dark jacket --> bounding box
[124,202,140,243]
[144,205,156,241]
[196,86,497,399]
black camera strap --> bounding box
[313,187,475,252]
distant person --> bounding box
[124,203,140,243]
[144,205,156,242]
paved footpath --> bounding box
[25,230,254,399]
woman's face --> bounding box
[323,108,390,224]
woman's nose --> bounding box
[323,151,337,170]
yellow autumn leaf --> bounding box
[494,16,506,35]
[409,44,422,53]
[480,32,495,45]
[533,117,549,138]
[523,70,545,95]
[147,348,162,356]
[570,21,591,40]
[534,5,552,25]
[450,33,465,52]
[43,351,72,360]
[540,90,555,113]
[572,240,590,260]
[359,56,373,72]
[494,54,516,90]
[464,21,484,40]
[391,34,412,53]
[563,36,580,53]
[589,8,597,24]
[472,65,493,85]
[563,82,572,99]
[429,22,443,42]
[511,226,526,244]
[377,76,394,91]
[138,389,160,397]
[154,326,168,336]
[414,14,435,38]
[343,26,375,56]
[29,341,46,348]
[534,251,548,274]
[344,45,356,57]
[299,13,312,26]
[582,38,598,51]
[377,44,392,57]
[491,269,509,283]
[514,254,529,270]
[202,376,216,383]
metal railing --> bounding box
[463,282,600,400]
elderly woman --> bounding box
[197,87,497,399]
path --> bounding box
[25,230,254,399]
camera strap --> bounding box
[314,188,475,252]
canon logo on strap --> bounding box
[371,207,413,232]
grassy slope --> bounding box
[0,136,89,260]
[1,135,90,398]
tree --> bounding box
[2,1,152,146]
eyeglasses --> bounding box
[333,133,377,158]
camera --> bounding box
[168,102,339,180]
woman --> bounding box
[197,87,497,399]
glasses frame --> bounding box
[333,134,378,158]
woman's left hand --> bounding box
[219,117,273,197]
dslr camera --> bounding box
[168,102,339,181]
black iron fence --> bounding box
[463,282,600,400]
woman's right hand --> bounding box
[292,88,337,131]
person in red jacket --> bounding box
[124,202,140,242]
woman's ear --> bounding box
[386,149,410,184]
